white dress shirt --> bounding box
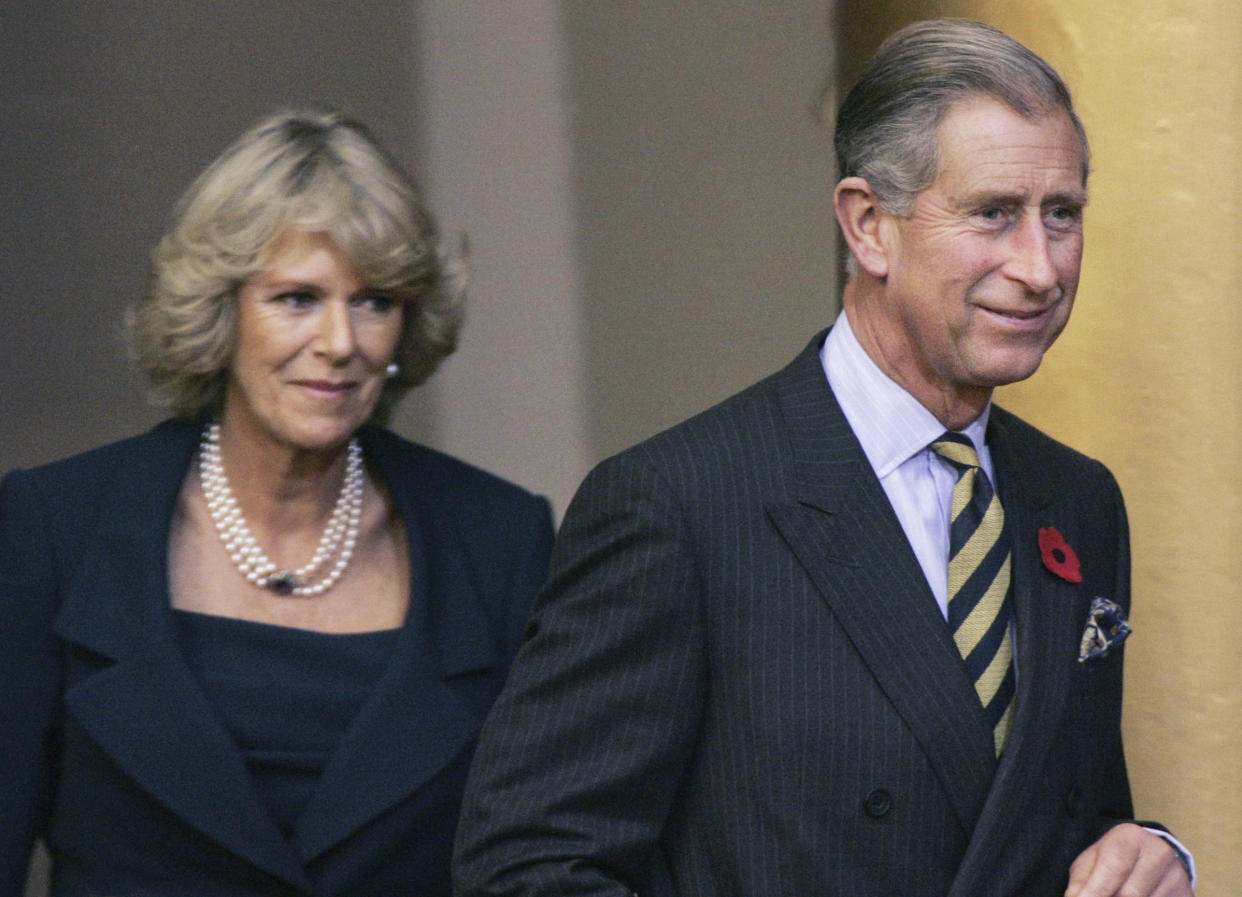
[820,309,991,618]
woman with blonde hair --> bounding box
[0,108,553,896]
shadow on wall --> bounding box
[560,2,839,461]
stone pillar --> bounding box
[837,3,1241,892]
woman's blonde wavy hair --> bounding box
[125,107,465,423]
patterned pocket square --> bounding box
[1078,596,1131,662]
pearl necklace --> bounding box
[199,423,364,596]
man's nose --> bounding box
[1004,215,1060,293]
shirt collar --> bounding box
[820,309,991,477]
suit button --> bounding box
[863,789,894,818]
[1065,786,1084,818]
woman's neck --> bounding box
[211,418,355,535]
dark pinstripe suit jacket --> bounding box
[454,330,1141,897]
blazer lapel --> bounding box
[764,337,997,836]
[947,411,1086,895]
[294,429,502,860]
[989,412,1081,775]
[53,422,310,890]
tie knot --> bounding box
[930,431,980,471]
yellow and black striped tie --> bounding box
[931,432,1016,756]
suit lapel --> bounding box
[294,428,502,859]
[53,425,504,876]
[947,410,1087,895]
[989,411,1081,771]
[764,336,997,836]
[53,422,310,890]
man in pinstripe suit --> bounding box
[454,19,1191,897]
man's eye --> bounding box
[1045,205,1083,229]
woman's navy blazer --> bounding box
[0,419,554,896]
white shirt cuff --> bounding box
[1145,826,1196,890]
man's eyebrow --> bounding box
[950,189,1025,209]
[1044,190,1088,207]
[953,188,1087,208]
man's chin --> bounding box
[969,342,1060,388]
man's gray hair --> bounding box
[835,18,1089,219]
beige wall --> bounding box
[558,2,838,466]
[405,2,837,517]
[405,1,592,517]
[839,2,1241,893]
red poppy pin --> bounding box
[1038,527,1082,583]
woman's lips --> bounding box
[292,379,358,396]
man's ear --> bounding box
[834,177,891,278]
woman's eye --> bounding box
[275,290,317,308]
[357,293,397,314]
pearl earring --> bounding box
[385,362,399,379]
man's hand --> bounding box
[1065,823,1192,897]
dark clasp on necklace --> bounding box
[266,571,300,595]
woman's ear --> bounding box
[834,177,891,278]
